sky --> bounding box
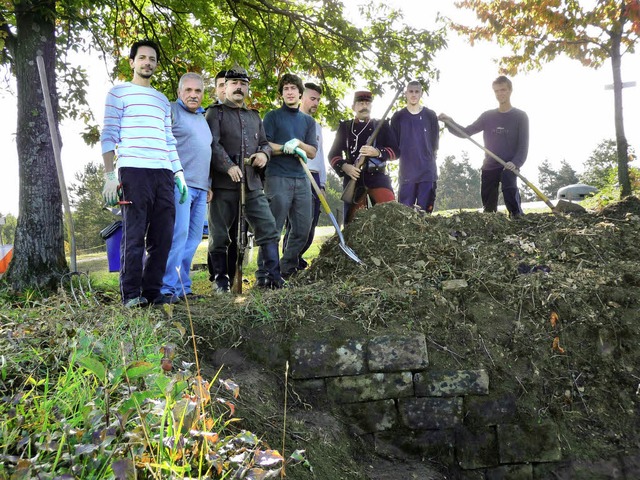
[1,0,639,217]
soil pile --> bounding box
[302,201,640,459]
[195,199,640,478]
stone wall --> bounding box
[288,334,639,478]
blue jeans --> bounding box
[161,186,208,296]
[258,175,312,276]
[283,171,322,268]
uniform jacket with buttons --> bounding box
[206,100,272,191]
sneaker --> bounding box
[152,294,181,306]
[179,292,202,301]
[297,258,309,270]
[124,296,149,308]
[213,274,230,293]
[266,277,286,290]
[282,268,299,280]
[254,277,269,289]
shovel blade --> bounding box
[553,200,587,214]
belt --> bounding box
[364,165,386,174]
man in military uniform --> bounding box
[328,90,399,224]
[206,66,284,291]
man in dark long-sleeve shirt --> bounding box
[391,80,439,213]
[439,76,529,217]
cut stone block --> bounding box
[290,339,365,379]
[464,394,517,426]
[415,369,489,397]
[399,396,463,430]
[368,334,429,372]
[327,372,413,403]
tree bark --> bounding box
[610,16,631,198]
[5,0,67,291]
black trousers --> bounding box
[208,187,279,278]
[481,168,523,216]
[119,167,175,303]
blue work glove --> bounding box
[282,138,301,154]
[102,171,119,206]
[294,147,308,164]
[175,171,189,204]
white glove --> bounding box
[102,171,119,206]
[175,171,189,204]
[282,138,301,154]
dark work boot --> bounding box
[211,253,230,293]
[215,275,230,293]
[261,242,284,290]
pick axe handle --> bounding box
[442,118,556,211]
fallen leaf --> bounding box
[552,337,566,354]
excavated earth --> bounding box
[191,197,640,479]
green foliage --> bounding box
[69,162,116,251]
[0,305,310,478]
[75,0,445,128]
[582,165,640,209]
[435,153,482,211]
[580,139,619,190]
[537,159,579,197]
[452,1,640,71]
[1,213,17,244]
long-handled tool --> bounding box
[442,118,585,214]
[341,85,404,204]
[231,158,248,295]
[294,148,363,264]
[37,55,97,307]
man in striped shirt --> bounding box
[101,40,188,308]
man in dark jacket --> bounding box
[328,90,399,224]
[206,66,284,291]
[391,80,439,213]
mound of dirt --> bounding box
[597,195,640,219]
[193,199,640,478]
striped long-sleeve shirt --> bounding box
[101,82,182,172]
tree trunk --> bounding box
[5,0,67,291]
[610,17,631,198]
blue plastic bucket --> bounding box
[100,221,122,272]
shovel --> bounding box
[294,147,363,264]
[442,118,585,214]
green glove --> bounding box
[294,147,308,164]
[283,138,301,154]
[175,171,189,204]
[102,171,119,206]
